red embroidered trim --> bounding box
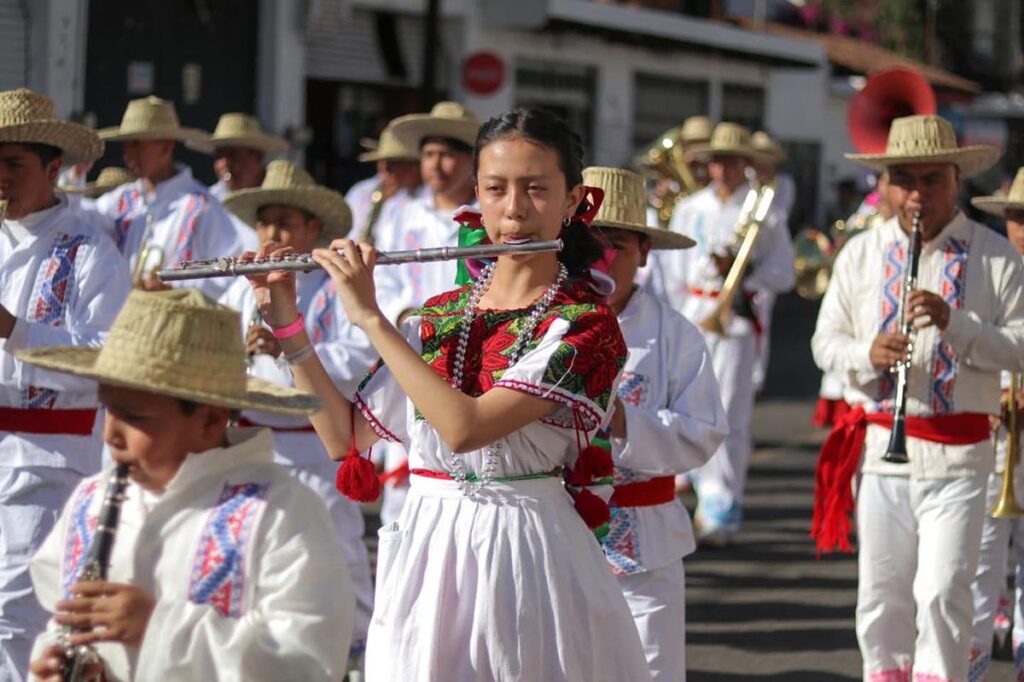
[493,378,605,431]
[353,393,401,443]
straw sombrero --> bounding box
[61,166,134,199]
[390,101,480,150]
[100,96,211,150]
[752,131,786,164]
[0,89,103,166]
[15,289,321,416]
[583,166,695,249]
[680,116,713,144]
[222,160,351,245]
[359,124,419,162]
[192,113,288,156]
[689,122,759,161]
[845,115,998,179]
[972,167,1024,216]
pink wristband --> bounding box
[270,314,305,340]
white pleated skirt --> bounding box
[365,475,653,681]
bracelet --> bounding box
[270,314,305,340]
[284,343,316,366]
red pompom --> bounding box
[571,487,611,529]
[570,445,614,484]
[335,449,381,503]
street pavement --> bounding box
[684,399,1015,681]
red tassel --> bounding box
[571,487,611,529]
[583,445,614,479]
[336,448,381,503]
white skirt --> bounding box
[366,475,653,681]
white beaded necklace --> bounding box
[446,260,568,494]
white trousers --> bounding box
[969,471,1024,680]
[693,331,757,532]
[0,466,81,682]
[856,472,988,682]
[617,561,687,682]
[288,460,375,651]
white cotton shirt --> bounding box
[30,428,354,682]
[94,165,248,300]
[604,288,729,574]
[812,212,1024,478]
[0,197,130,472]
[649,183,796,336]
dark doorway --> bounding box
[84,0,258,185]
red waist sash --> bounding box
[812,407,991,554]
[380,459,410,487]
[236,417,316,433]
[0,407,98,436]
[609,476,676,507]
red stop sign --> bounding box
[463,52,505,96]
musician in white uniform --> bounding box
[811,115,1024,681]
[347,123,422,244]
[93,97,247,300]
[205,113,288,201]
[218,161,376,666]
[0,88,130,681]
[651,122,795,545]
[586,166,728,680]
[369,101,481,524]
[967,168,1024,679]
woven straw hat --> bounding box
[845,115,998,179]
[222,160,351,245]
[390,101,480,150]
[359,124,419,162]
[680,116,713,144]
[583,166,695,250]
[689,122,759,161]
[192,113,288,156]
[61,166,134,198]
[100,96,211,150]
[15,289,321,416]
[752,131,786,164]
[0,88,103,165]
[972,167,1024,216]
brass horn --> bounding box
[635,128,700,228]
[991,373,1023,518]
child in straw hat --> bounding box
[0,87,130,680]
[252,106,652,680]
[967,167,1024,680]
[584,166,727,681]
[347,122,423,244]
[22,288,354,682]
[92,96,251,299]
[219,160,377,667]
[204,112,288,200]
[652,121,795,546]
[811,113,1024,681]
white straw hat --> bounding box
[61,166,134,199]
[0,88,104,166]
[223,160,352,245]
[752,131,786,164]
[16,289,321,416]
[845,114,999,179]
[100,96,211,150]
[680,116,713,144]
[194,113,288,155]
[390,101,480,151]
[583,166,695,249]
[688,122,761,161]
[972,167,1024,216]
[358,124,419,162]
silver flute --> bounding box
[157,240,564,282]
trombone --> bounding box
[991,373,1023,518]
[699,171,775,337]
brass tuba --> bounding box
[991,373,1023,518]
[635,128,700,228]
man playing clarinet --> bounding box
[811,114,1024,681]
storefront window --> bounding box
[515,58,597,162]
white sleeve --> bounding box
[134,483,353,682]
[3,233,131,392]
[185,202,246,301]
[744,210,795,294]
[811,243,876,379]
[940,250,1024,373]
[613,316,728,475]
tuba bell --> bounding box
[635,128,700,228]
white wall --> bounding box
[258,0,308,158]
[27,0,88,117]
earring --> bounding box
[562,217,571,228]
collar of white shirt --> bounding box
[1,195,67,244]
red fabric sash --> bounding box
[0,407,97,435]
[609,476,676,508]
[812,398,851,429]
[812,407,991,554]
[380,459,411,487]
[235,417,316,433]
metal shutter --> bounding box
[0,0,26,90]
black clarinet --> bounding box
[883,211,922,464]
[60,463,130,681]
